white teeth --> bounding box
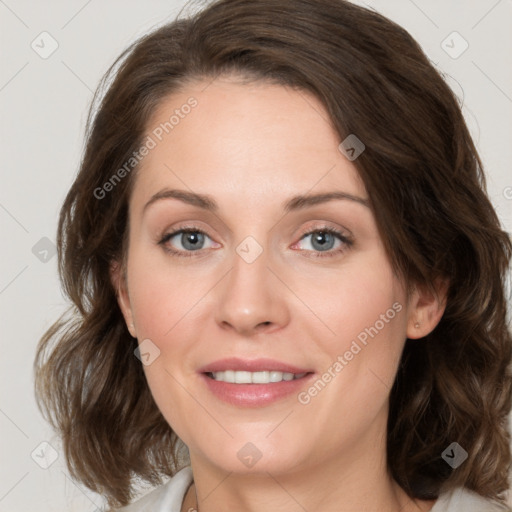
[224,370,235,383]
[211,370,307,384]
[269,371,282,382]
[252,371,270,384]
[235,371,252,384]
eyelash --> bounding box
[157,225,353,259]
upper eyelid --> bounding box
[160,226,210,243]
[297,224,351,238]
[161,223,349,237]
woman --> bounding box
[34,0,512,511]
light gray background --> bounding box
[1,1,511,511]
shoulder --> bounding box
[432,487,510,512]
[113,466,194,512]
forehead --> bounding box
[130,78,367,213]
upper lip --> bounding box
[198,357,313,374]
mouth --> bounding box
[206,370,309,384]
[198,358,315,407]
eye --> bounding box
[158,226,219,257]
[157,224,352,258]
[293,227,353,258]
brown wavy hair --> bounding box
[34,0,512,508]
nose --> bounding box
[213,242,290,337]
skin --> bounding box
[113,76,446,512]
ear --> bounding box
[406,278,449,339]
[110,260,137,338]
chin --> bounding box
[192,439,310,477]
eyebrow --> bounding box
[142,188,370,215]
[283,191,369,211]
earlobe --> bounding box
[406,278,449,339]
[110,260,136,338]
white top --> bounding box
[115,466,509,512]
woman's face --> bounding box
[116,77,439,476]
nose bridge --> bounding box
[214,234,289,334]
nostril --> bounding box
[254,321,274,333]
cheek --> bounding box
[291,267,407,454]
[295,252,407,353]
[126,248,209,340]
[294,253,409,418]
[126,257,204,440]
[124,247,215,409]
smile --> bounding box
[208,370,308,384]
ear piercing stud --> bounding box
[414,322,420,329]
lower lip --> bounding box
[200,373,314,407]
